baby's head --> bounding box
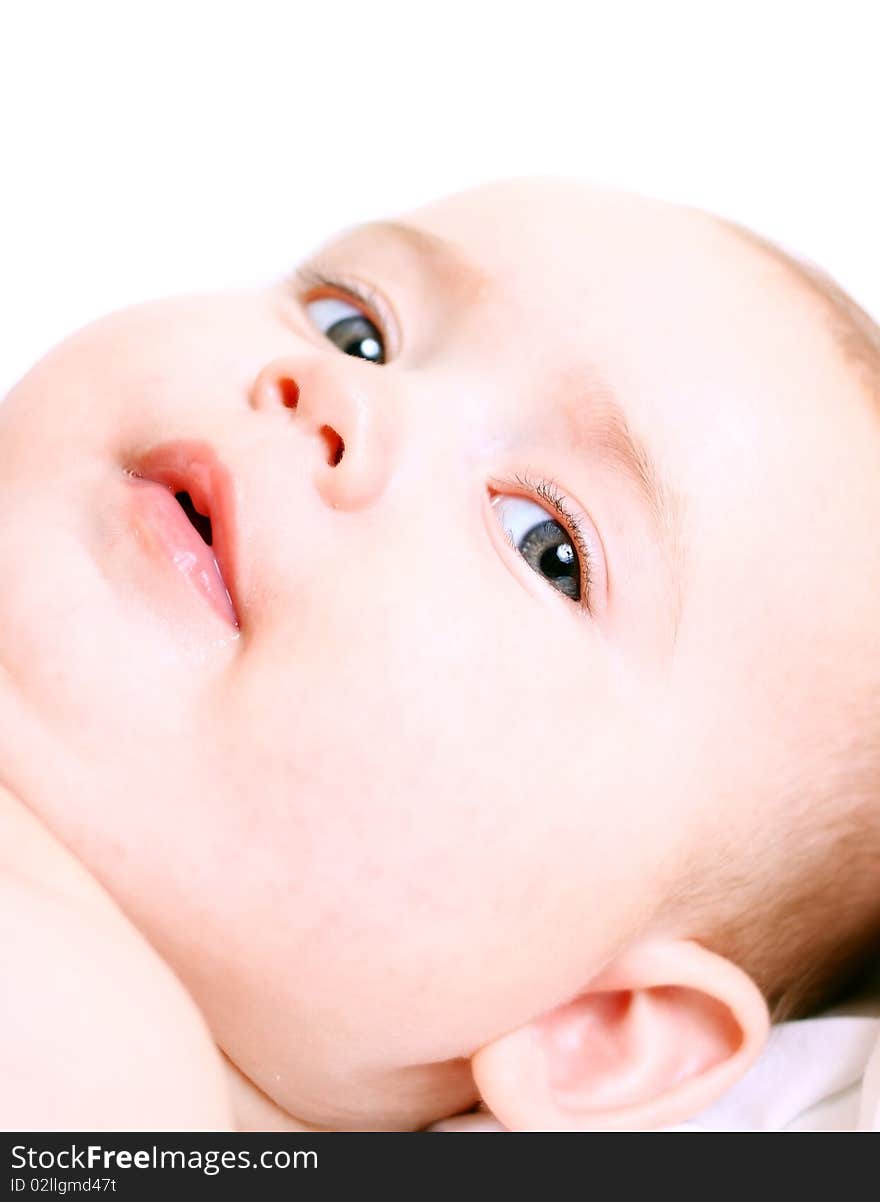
[2,178,879,1130]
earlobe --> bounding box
[470,939,770,1131]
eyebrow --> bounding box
[548,378,675,541]
[324,218,685,629]
[323,218,492,302]
[529,371,685,627]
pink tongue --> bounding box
[129,476,238,628]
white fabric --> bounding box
[430,967,880,1132]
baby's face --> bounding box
[1,179,877,1129]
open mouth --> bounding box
[175,490,213,546]
[125,440,241,630]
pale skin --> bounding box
[2,178,879,1131]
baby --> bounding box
[2,177,879,1132]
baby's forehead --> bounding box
[397,180,793,354]
[400,179,870,409]
[404,179,733,286]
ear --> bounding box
[471,939,770,1130]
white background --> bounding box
[1,0,878,394]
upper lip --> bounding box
[127,439,241,627]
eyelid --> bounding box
[292,262,400,360]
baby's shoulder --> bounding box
[0,781,232,1130]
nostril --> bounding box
[279,378,299,409]
[320,426,344,466]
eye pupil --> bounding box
[540,543,575,579]
[327,315,385,363]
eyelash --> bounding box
[292,269,595,613]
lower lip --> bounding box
[125,475,239,630]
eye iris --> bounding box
[521,519,580,601]
[326,315,385,364]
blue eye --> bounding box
[492,493,582,602]
[304,296,385,364]
[490,474,597,610]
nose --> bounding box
[248,354,400,510]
